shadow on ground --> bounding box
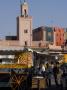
[0,85,67,90]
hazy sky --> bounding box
[0,0,67,38]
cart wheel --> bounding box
[9,74,27,90]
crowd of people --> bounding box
[19,61,67,90]
[31,61,67,89]
[17,61,67,90]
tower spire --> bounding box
[24,0,26,2]
[20,0,28,17]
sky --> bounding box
[0,0,67,38]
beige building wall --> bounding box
[0,40,19,46]
[53,30,56,45]
[32,41,49,48]
[17,16,32,46]
[43,30,46,41]
[64,32,67,40]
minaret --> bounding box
[17,0,32,47]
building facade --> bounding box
[32,26,64,47]
[53,27,64,46]
[32,26,53,47]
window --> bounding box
[63,42,64,45]
[25,41,27,46]
[56,33,58,36]
[59,30,60,32]
[24,29,28,33]
[54,28,55,32]
[24,9,27,17]
[48,32,51,37]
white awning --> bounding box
[28,48,49,55]
[0,55,15,59]
[0,46,24,51]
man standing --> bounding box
[53,63,59,86]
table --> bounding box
[32,76,47,90]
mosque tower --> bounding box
[17,0,32,47]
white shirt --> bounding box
[41,65,45,72]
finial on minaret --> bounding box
[24,0,25,2]
[20,0,26,4]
